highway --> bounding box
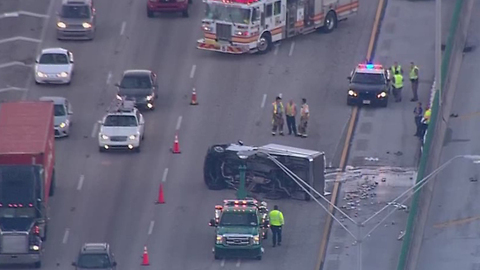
[0,0,379,269]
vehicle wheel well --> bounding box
[322,10,338,33]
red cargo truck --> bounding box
[0,101,56,268]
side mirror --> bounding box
[209,219,216,226]
[112,262,117,266]
[68,111,73,115]
[97,120,102,124]
[70,60,74,63]
[72,262,77,266]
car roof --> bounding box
[62,0,92,5]
[39,96,67,105]
[123,70,152,77]
[80,243,110,254]
[41,47,68,55]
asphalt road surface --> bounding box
[0,0,378,269]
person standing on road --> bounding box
[269,205,284,247]
[413,102,423,136]
[419,106,431,138]
[392,70,404,102]
[272,96,285,136]
[298,98,309,138]
[286,100,298,136]
[391,61,403,75]
[410,62,420,101]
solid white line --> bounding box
[236,259,241,267]
[0,12,19,18]
[162,168,169,183]
[148,221,155,235]
[0,36,41,45]
[106,72,112,85]
[274,45,279,55]
[120,21,126,35]
[289,42,295,56]
[190,65,196,79]
[176,116,182,130]
[0,87,27,93]
[62,229,70,244]
[18,11,50,18]
[91,122,99,138]
[77,175,85,191]
[220,259,225,267]
[0,61,30,69]
[260,94,267,108]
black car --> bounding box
[115,70,158,110]
[347,64,390,107]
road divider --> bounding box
[315,0,386,269]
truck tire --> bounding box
[49,170,56,197]
[214,254,221,260]
[322,11,337,33]
[34,261,42,268]
[257,33,271,54]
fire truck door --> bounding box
[285,0,297,37]
[263,3,274,30]
[272,0,284,30]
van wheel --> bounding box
[182,9,189,17]
[214,254,221,260]
[49,170,56,197]
[323,11,337,33]
[147,9,154,18]
[257,33,271,54]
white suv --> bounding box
[98,101,145,152]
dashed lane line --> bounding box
[62,229,70,244]
[91,122,99,138]
[161,168,169,183]
[176,116,183,130]
[0,11,50,19]
[77,175,85,191]
[120,21,126,36]
[220,259,225,267]
[148,221,155,235]
[288,42,295,56]
[260,94,267,108]
[190,64,196,79]
[0,87,27,93]
[0,36,41,45]
[236,259,241,267]
[0,61,31,69]
[106,72,112,85]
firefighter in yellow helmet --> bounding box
[272,96,284,136]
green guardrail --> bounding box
[396,0,464,270]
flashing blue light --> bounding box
[366,64,374,69]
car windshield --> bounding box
[104,115,137,127]
[120,75,152,89]
[351,72,386,85]
[39,53,69,64]
[61,5,91,19]
[205,4,251,24]
[77,254,111,269]
[219,212,258,226]
[54,104,66,116]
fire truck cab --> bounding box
[197,0,358,54]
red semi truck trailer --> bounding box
[0,101,56,268]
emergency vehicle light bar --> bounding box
[212,0,260,5]
[215,205,223,210]
[358,64,383,70]
[0,203,34,207]
[224,200,258,207]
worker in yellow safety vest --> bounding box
[298,98,309,138]
[409,62,420,101]
[391,61,403,75]
[285,100,298,136]
[272,96,284,136]
[269,205,284,247]
[392,71,404,102]
[419,106,431,138]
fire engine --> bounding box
[197,0,358,54]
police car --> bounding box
[98,100,145,152]
[347,64,390,107]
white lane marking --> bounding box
[288,42,295,56]
[91,122,99,138]
[0,87,27,93]
[0,61,30,69]
[77,175,85,191]
[175,116,182,130]
[62,229,70,244]
[0,12,19,18]
[106,72,112,85]
[0,36,41,45]
[260,94,267,108]
[274,45,279,55]
[190,65,197,79]
[162,168,169,183]
[18,11,50,18]
[220,259,225,267]
[236,259,241,267]
[148,221,155,235]
[120,21,126,35]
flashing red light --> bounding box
[29,203,33,207]
[13,204,18,208]
[358,64,383,70]
[214,0,260,4]
[34,226,40,235]
[8,204,12,207]
[215,205,223,210]
[0,203,2,207]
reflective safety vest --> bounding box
[391,65,402,74]
[393,74,404,89]
[273,102,284,115]
[269,210,284,226]
[423,109,431,124]
[410,66,419,80]
[286,103,296,116]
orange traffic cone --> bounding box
[171,134,181,154]
[141,246,150,266]
[190,88,198,105]
[156,183,165,204]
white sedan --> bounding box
[34,48,74,85]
